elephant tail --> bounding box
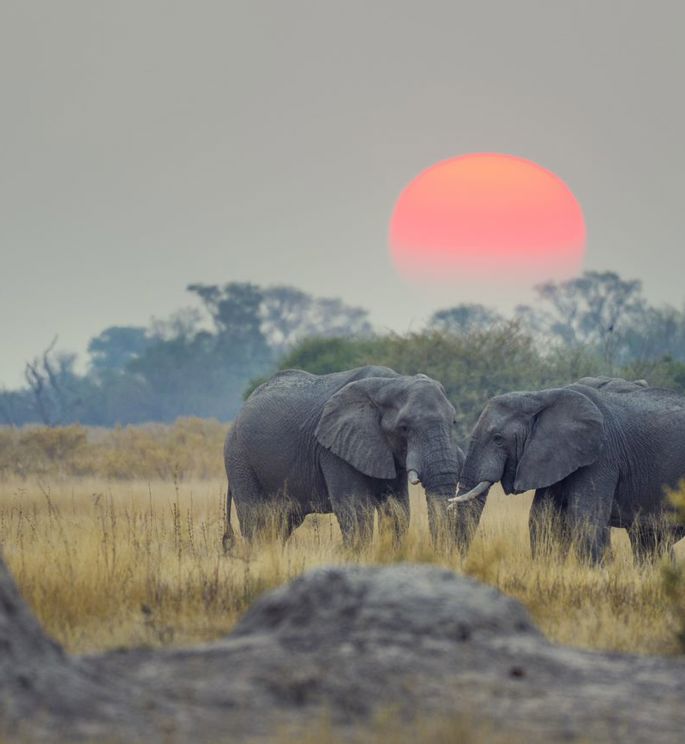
[222,485,236,554]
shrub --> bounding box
[248,325,604,440]
[0,418,228,481]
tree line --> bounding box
[2,271,685,429]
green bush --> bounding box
[622,355,685,393]
[246,324,605,440]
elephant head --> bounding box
[451,387,605,503]
[315,374,463,498]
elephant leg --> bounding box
[280,507,306,544]
[445,494,487,557]
[426,495,447,550]
[335,500,374,548]
[565,469,617,566]
[529,487,570,560]
[231,466,272,545]
[629,521,685,564]
[377,486,410,548]
[528,488,548,559]
[236,506,266,544]
[578,523,611,565]
[321,451,376,549]
[222,485,236,554]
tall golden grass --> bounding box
[0,418,227,480]
[0,469,683,656]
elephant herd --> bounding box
[223,366,685,564]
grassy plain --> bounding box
[1,466,683,656]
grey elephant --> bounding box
[223,365,463,549]
[450,377,685,564]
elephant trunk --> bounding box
[420,456,461,499]
[406,425,462,497]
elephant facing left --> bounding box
[223,365,463,549]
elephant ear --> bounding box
[315,379,396,479]
[514,388,604,492]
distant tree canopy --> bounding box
[88,326,151,373]
[514,271,685,374]
[429,303,505,335]
[249,325,601,440]
[0,283,372,426]
[3,271,685,428]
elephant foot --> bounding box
[222,529,236,556]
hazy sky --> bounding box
[2,1,685,386]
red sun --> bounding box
[389,153,586,284]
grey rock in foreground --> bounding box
[1,557,684,743]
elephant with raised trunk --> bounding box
[223,366,463,549]
[450,377,685,564]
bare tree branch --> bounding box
[24,336,60,426]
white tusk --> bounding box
[447,480,491,506]
[407,469,420,485]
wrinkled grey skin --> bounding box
[454,377,685,564]
[224,366,462,548]
[575,375,648,393]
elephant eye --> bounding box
[493,433,505,446]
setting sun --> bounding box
[389,153,586,284]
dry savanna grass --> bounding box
[0,418,227,481]
[1,470,684,657]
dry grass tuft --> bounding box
[661,483,685,651]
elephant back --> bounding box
[249,365,399,402]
